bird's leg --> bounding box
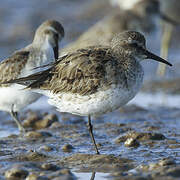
[90,172,96,180]
[87,115,100,154]
[10,105,25,133]
[157,21,173,76]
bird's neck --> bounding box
[112,46,142,69]
[29,38,55,69]
[112,46,132,58]
[33,37,54,57]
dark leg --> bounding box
[87,115,100,154]
[90,172,96,180]
[10,106,25,133]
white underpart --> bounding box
[0,84,41,112]
[0,38,54,113]
[41,79,143,117]
[110,0,142,10]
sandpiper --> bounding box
[156,0,180,76]
[0,20,64,132]
[61,0,159,55]
[3,31,172,153]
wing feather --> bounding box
[42,46,116,95]
[1,46,118,96]
[0,51,30,87]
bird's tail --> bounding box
[1,54,67,89]
[1,68,52,89]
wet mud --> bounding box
[0,104,180,179]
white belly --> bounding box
[46,83,142,117]
[0,84,41,112]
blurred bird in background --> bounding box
[156,0,180,76]
[61,0,160,55]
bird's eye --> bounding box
[54,33,59,39]
[44,29,51,34]
[130,42,138,47]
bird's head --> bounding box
[111,31,172,66]
[33,20,64,60]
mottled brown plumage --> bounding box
[33,20,64,46]
[0,51,29,87]
[6,31,172,98]
[2,31,172,153]
[0,19,64,132]
[43,46,117,95]
[0,19,65,88]
[40,20,65,37]
[4,31,172,98]
[22,45,139,96]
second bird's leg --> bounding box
[87,115,100,154]
[10,105,25,133]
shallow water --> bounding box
[0,0,180,179]
[74,172,109,180]
[0,94,180,179]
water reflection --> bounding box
[74,172,108,180]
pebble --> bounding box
[39,145,54,152]
[115,131,166,144]
[23,112,39,128]
[62,144,74,152]
[24,131,52,139]
[49,121,62,129]
[124,138,140,148]
[166,167,180,177]
[24,131,44,139]
[41,163,60,171]
[19,151,48,161]
[158,158,176,166]
[5,167,29,180]
[26,173,49,180]
[23,112,58,129]
[35,114,58,129]
[140,158,176,172]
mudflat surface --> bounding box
[0,102,180,179]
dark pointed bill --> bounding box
[53,44,59,60]
[145,50,172,66]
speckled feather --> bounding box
[0,51,29,87]
[43,46,118,95]
[1,31,150,117]
[11,44,143,97]
[0,20,65,115]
